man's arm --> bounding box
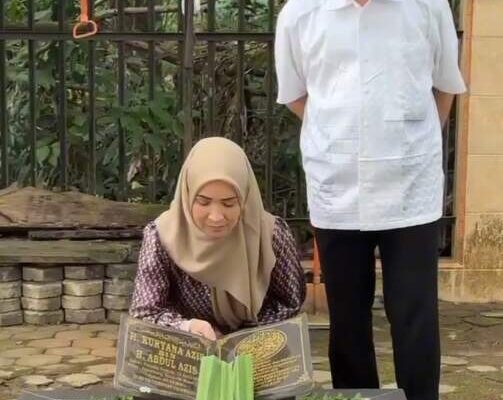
[287,95,307,120]
[433,89,455,129]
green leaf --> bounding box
[73,114,87,127]
[196,356,222,400]
[103,138,118,166]
[118,111,139,129]
[220,359,234,400]
[149,100,174,128]
[144,134,164,153]
[36,145,50,163]
[35,9,53,21]
[38,68,54,89]
[48,142,60,168]
[233,355,253,400]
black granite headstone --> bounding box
[19,387,130,400]
[18,387,165,400]
[115,314,313,400]
[19,388,406,400]
[307,389,407,399]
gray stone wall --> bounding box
[0,264,137,326]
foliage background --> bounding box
[3,0,301,214]
[2,0,461,254]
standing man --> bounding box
[275,1,465,400]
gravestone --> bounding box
[19,387,135,400]
[115,314,313,400]
[18,387,177,400]
[19,388,406,400]
[308,389,407,399]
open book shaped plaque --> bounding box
[114,313,313,400]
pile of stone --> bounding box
[103,264,137,323]
[0,263,138,326]
[63,265,105,324]
[0,186,152,326]
[0,265,23,326]
[22,266,64,325]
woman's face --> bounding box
[191,180,241,239]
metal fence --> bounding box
[0,0,462,257]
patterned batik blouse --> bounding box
[129,217,306,333]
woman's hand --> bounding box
[188,319,217,340]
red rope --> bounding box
[80,0,89,22]
[73,0,98,39]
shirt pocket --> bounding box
[384,41,431,122]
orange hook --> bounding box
[73,0,98,39]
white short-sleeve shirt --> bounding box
[275,0,466,231]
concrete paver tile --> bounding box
[68,355,103,364]
[56,373,101,388]
[84,364,116,378]
[90,348,116,358]
[22,375,54,386]
[27,339,71,349]
[54,331,95,341]
[45,347,90,357]
[16,355,62,368]
[96,331,118,340]
[0,357,15,367]
[72,338,115,349]
[0,347,43,358]
[79,324,119,333]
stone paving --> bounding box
[0,302,503,399]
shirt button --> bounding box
[363,58,369,64]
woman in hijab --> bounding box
[129,137,306,340]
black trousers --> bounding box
[315,220,440,400]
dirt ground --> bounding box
[1,301,503,399]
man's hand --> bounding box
[188,319,217,340]
[433,89,455,129]
[287,95,308,120]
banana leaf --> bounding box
[196,354,254,400]
[196,355,222,400]
[233,355,254,400]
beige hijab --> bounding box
[155,137,277,330]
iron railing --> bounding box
[0,0,462,257]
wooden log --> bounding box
[0,185,166,229]
[0,239,139,264]
[28,229,143,241]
